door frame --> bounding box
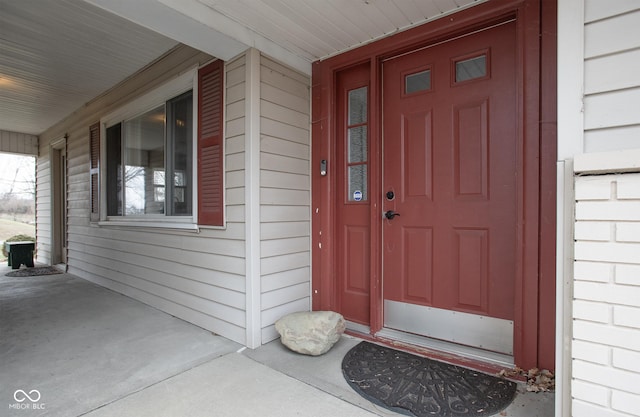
[312,0,556,370]
[50,137,67,266]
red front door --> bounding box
[382,21,517,356]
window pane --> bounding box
[348,165,367,202]
[123,104,165,215]
[154,184,165,202]
[153,169,165,202]
[455,55,487,82]
[348,126,367,163]
[348,87,367,125]
[167,91,193,215]
[106,124,123,216]
[405,70,431,94]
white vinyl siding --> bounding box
[259,55,311,343]
[225,54,247,230]
[0,130,38,155]
[583,2,640,153]
[567,2,640,416]
[35,155,51,262]
[34,43,315,348]
[35,45,311,348]
[36,46,249,345]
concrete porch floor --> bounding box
[0,266,554,417]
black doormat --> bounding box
[5,266,63,277]
[342,342,516,417]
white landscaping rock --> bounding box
[275,311,346,356]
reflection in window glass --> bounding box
[348,126,367,163]
[346,85,368,202]
[153,170,165,202]
[105,91,193,218]
[455,55,487,82]
[348,87,367,125]
[167,91,193,215]
[123,105,165,215]
[405,70,431,94]
[106,123,122,216]
[348,165,367,201]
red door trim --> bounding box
[368,59,383,334]
[514,0,540,370]
[312,0,556,371]
[537,0,558,372]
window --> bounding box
[93,60,225,227]
[454,54,488,83]
[405,69,431,94]
[346,86,368,202]
[105,91,193,217]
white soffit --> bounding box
[0,0,178,136]
[193,0,485,63]
[86,0,485,75]
[0,0,485,137]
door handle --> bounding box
[384,210,400,220]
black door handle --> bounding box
[384,210,400,220]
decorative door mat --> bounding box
[5,267,63,277]
[342,341,516,417]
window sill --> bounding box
[97,219,199,232]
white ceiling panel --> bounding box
[0,0,178,135]
[1,0,486,137]
[191,0,485,63]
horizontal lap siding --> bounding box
[573,4,640,416]
[36,46,249,345]
[35,155,51,263]
[0,130,38,155]
[259,55,311,343]
[225,54,247,251]
[583,3,640,152]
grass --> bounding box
[0,218,35,262]
[0,218,35,241]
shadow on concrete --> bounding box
[1,265,554,417]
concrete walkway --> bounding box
[1,267,554,417]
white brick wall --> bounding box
[573,174,640,417]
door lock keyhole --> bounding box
[386,191,395,200]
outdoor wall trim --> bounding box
[556,159,574,417]
[556,1,585,413]
[574,148,640,174]
[84,0,245,62]
[245,48,262,348]
[84,0,312,76]
[49,137,67,267]
[156,0,312,75]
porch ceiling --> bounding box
[0,0,484,137]
[0,0,179,136]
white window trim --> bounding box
[98,219,199,231]
[99,68,199,230]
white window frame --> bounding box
[99,69,199,230]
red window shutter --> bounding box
[89,122,100,222]
[198,60,224,226]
